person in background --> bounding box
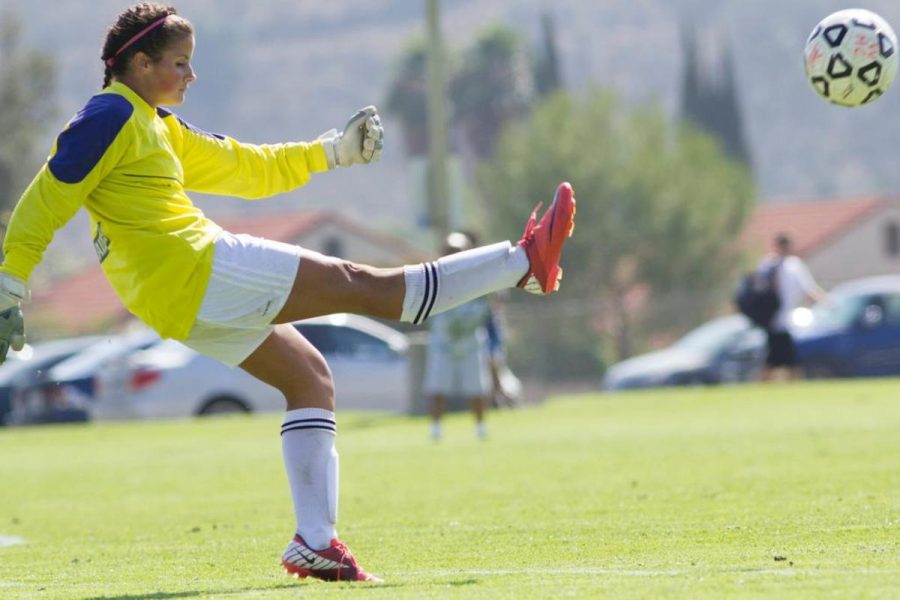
[424,232,493,440]
[760,233,827,381]
[460,230,522,410]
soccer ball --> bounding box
[804,9,898,107]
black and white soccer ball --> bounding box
[804,9,898,107]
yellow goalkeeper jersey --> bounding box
[0,81,329,339]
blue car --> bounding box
[794,276,900,378]
[0,336,103,425]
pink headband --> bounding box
[105,15,171,67]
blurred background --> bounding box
[3,0,900,422]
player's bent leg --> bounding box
[240,326,380,583]
[239,323,335,410]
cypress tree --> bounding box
[679,25,752,170]
[534,12,562,97]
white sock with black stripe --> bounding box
[400,241,529,324]
[281,408,339,551]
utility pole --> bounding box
[426,0,450,240]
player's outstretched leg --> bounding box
[269,182,576,325]
[282,533,382,582]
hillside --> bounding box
[3,0,900,278]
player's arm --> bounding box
[0,172,88,362]
[1,166,91,285]
[0,95,131,362]
[176,107,384,199]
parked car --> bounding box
[794,275,900,378]
[0,336,103,425]
[91,313,411,420]
[602,314,765,390]
[9,328,160,425]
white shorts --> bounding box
[181,231,302,366]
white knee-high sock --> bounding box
[401,241,529,324]
[281,408,339,551]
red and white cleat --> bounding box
[517,182,576,294]
[282,534,382,583]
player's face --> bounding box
[144,34,196,107]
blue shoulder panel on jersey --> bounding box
[48,94,133,184]
[158,107,225,141]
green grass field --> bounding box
[1,380,899,599]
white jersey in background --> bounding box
[759,255,818,332]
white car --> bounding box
[92,314,411,420]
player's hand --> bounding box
[320,106,384,168]
[0,306,25,364]
[0,273,30,364]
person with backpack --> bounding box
[757,234,827,381]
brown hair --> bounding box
[775,233,792,252]
[101,3,193,88]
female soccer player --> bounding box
[0,3,575,583]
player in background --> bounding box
[759,233,826,381]
[424,232,494,441]
[0,2,575,583]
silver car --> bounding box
[602,314,766,390]
[92,314,411,420]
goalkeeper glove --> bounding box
[0,273,28,364]
[320,106,384,168]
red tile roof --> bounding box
[30,267,126,333]
[742,196,887,258]
[214,211,425,261]
[214,211,326,241]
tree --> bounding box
[478,91,755,373]
[384,37,431,157]
[0,10,56,239]
[449,25,532,161]
[533,12,562,98]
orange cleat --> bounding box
[517,182,576,294]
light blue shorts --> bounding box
[422,340,491,398]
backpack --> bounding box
[734,262,781,329]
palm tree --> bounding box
[384,38,430,157]
[450,25,533,161]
